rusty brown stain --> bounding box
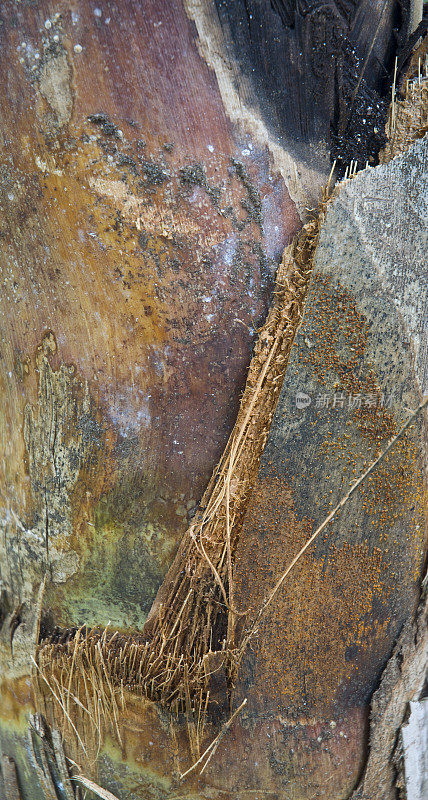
[298,274,395,441]
[234,471,423,714]
[225,184,427,796]
[232,271,425,718]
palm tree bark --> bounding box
[0,2,426,799]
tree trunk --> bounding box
[0,2,426,800]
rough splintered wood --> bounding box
[402,699,428,800]
[230,137,427,800]
[351,590,427,800]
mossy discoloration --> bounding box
[179,161,221,205]
[87,112,122,138]
[0,334,108,679]
[231,158,263,227]
[0,327,180,671]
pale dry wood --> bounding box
[71,774,120,800]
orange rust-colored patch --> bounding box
[298,274,370,384]
[357,433,426,549]
[298,273,396,443]
[234,458,424,718]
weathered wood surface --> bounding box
[229,136,427,799]
[0,0,304,681]
[1,140,424,800]
[0,1,307,792]
[401,698,428,800]
[351,589,427,800]
[0,1,426,799]
[192,0,406,176]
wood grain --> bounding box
[0,0,301,674]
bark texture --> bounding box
[0,2,426,800]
